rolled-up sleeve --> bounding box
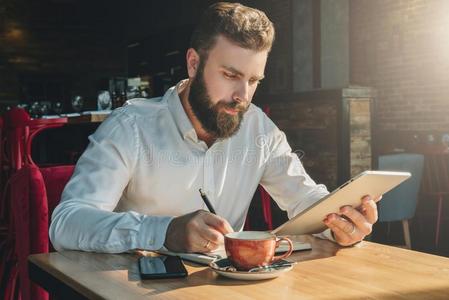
[49,109,173,253]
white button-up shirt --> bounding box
[50,81,330,253]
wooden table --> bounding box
[29,236,449,299]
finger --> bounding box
[202,213,234,234]
[197,238,219,252]
[199,226,225,246]
[362,194,382,203]
[325,213,365,245]
[203,239,220,252]
[357,195,370,213]
[323,215,353,245]
[185,230,210,252]
[361,197,378,224]
[186,231,221,253]
[207,241,220,251]
[328,213,357,235]
[340,206,372,236]
[327,224,352,245]
[183,211,234,252]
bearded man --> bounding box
[50,2,379,253]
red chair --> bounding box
[2,108,67,173]
[4,164,74,300]
[2,109,67,220]
[3,108,32,173]
[1,109,69,300]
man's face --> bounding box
[189,36,268,139]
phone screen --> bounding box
[138,255,188,279]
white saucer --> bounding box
[209,258,294,281]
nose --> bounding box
[232,81,249,104]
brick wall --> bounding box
[264,87,374,190]
[350,0,449,132]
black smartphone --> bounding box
[138,255,188,279]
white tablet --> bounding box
[271,170,411,236]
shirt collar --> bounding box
[167,80,197,141]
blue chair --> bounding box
[378,153,424,249]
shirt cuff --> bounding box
[136,215,174,250]
[312,228,336,242]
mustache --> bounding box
[218,100,248,111]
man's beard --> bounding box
[188,66,248,139]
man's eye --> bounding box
[249,79,261,86]
[224,73,237,79]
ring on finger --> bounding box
[204,240,211,249]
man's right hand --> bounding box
[164,210,234,253]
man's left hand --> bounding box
[323,195,382,246]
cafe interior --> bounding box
[2,0,449,299]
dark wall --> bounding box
[0,0,293,111]
[0,0,126,111]
[123,0,293,98]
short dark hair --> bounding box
[190,2,275,60]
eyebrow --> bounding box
[222,65,265,81]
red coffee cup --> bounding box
[224,231,293,271]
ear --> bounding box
[186,48,200,78]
